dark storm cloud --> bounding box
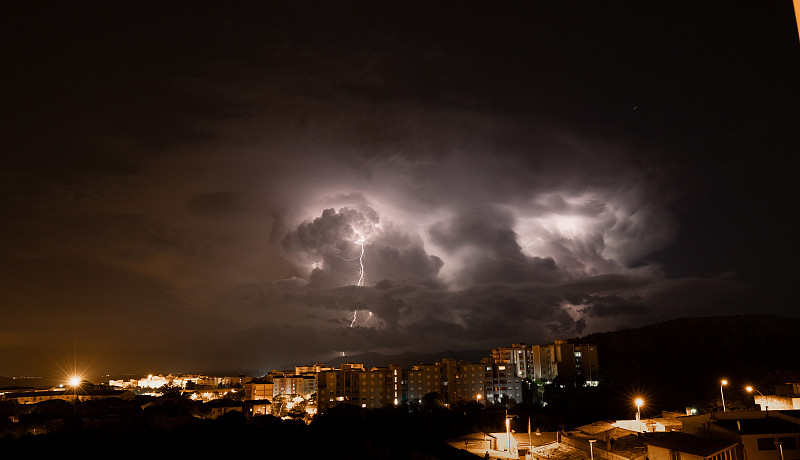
[281,206,443,289]
[428,206,561,286]
[576,295,651,318]
[1,2,796,377]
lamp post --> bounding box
[720,380,728,412]
[775,441,784,460]
[68,375,81,420]
[506,416,511,453]
[589,439,597,460]
[746,386,768,411]
[635,398,644,432]
[505,410,517,454]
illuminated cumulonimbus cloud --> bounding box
[281,204,444,290]
[264,116,684,344]
[280,146,677,290]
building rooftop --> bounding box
[4,387,130,398]
[530,439,585,460]
[777,410,800,422]
[514,431,559,448]
[574,420,617,435]
[714,416,800,435]
[600,434,650,459]
[646,432,738,457]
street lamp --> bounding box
[746,386,767,411]
[589,439,597,460]
[505,410,517,454]
[635,398,644,420]
[68,375,82,419]
[506,416,511,452]
[634,397,644,432]
[720,380,728,412]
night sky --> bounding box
[2,2,799,378]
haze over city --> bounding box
[2,1,799,378]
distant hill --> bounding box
[0,376,53,390]
[573,314,800,410]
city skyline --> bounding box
[2,2,799,377]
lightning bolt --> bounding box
[354,235,366,286]
[336,233,368,287]
[524,237,542,247]
[344,232,376,328]
[349,310,378,328]
[520,234,543,248]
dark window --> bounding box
[757,438,777,451]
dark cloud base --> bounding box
[1,2,797,376]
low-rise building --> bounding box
[681,411,800,460]
[245,400,272,417]
[752,394,800,411]
[244,382,274,401]
[202,399,243,419]
[646,432,741,460]
[3,387,135,404]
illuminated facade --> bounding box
[273,375,317,398]
[357,365,402,408]
[244,382,274,401]
[484,362,523,404]
[317,363,364,410]
[137,374,171,389]
[492,343,536,379]
[491,340,599,383]
[295,363,332,374]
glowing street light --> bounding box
[720,380,728,412]
[746,386,768,411]
[589,439,597,460]
[635,397,644,421]
[505,410,517,454]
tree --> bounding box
[158,382,183,398]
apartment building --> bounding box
[356,365,402,409]
[491,340,599,383]
[273,375,317,398]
